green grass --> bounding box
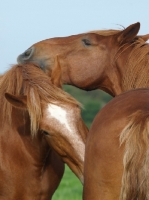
[52,165,82,200]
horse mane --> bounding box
[90,28,149,92]
[0,64,81,136]
[113,36,149,91]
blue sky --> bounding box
[0,0,149,73]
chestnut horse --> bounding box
[0,63,88,199]
[17,22,149,199]
[83,88,149,200]
[17,22,149,96]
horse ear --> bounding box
[138,34,149,42]
[5,93,27,109]
[51,56,62,88]
[117,22,140,44]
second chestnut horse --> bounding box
[84,88,149,200]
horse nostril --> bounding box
[24,48,32,57]
[17,47,34,63]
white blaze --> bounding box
[46,103,85,162]
[47,104,72,132]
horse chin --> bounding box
[63,156,84,184]
[69,164,84,184]
[72,166,84,184]
[17,53,53,74]
[17,58,46,71]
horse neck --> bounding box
[114,42,149,94]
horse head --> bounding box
[17,23,142,96]
[5,89,88,183]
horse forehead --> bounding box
[47,104,67,119]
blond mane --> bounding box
[0,64,81,135]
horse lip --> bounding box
[17,56,47,72]
[17,54,24,64]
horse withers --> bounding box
[0,63,88,199]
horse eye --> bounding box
[82,39,91,46]
[42,130,49,135]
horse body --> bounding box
[0,64,88,199]
[83,88,149,200]
[17,22,149,96]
